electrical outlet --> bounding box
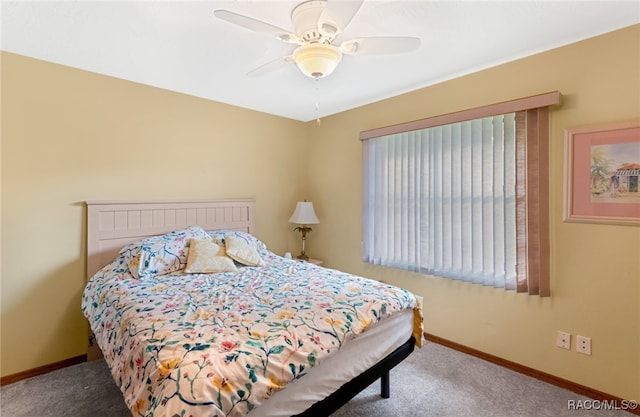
[576,336,592,355]
[556,331,571,350]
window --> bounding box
[361,92,560,296]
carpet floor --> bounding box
[1,341,634,417]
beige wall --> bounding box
[0,52,308,376]
[1,24,639,401]
[306,25,640,401]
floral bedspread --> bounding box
[82,249,421,417]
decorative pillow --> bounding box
[184,238,238,273]
[224,234,265,267]
[207,230,268,252]
[120,226,210,279]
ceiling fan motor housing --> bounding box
[291,0,336,43]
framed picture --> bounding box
[563,120,640,225]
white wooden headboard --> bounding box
[86,199,255,279]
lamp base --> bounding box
[296,253,309,261]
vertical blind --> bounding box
[363,114,518,289]
[361,92,558,296]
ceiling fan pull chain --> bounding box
[315,101,321,126]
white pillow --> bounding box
[224,235,265,267]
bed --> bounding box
[82,199,422,417]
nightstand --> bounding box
[296,258,323,266]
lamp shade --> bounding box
[289,201,319,225]
[292,43,342,79]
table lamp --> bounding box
[288,201,319,260]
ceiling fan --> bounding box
[214,0,421,79]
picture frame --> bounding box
[563,120,640,226]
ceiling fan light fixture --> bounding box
[292,43,342,79]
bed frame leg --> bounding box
[380,370,390,398]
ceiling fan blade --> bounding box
[247,55,294,77]
[340,37,421,55]
[214,10,301,44]
[317,0,364,37]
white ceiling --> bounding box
[2,1,639,122]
